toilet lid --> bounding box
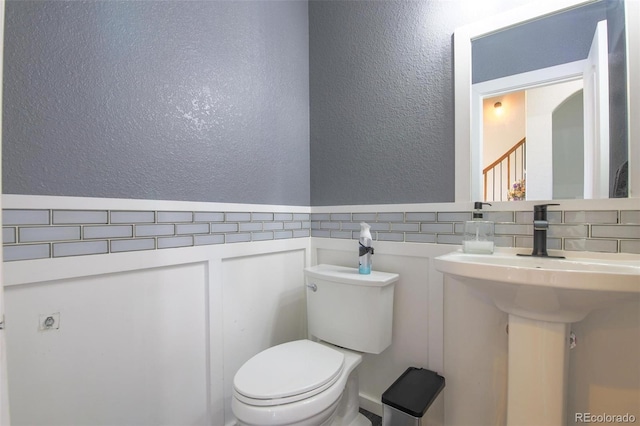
[234,340,345,401]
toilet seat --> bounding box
[233,340,345,407]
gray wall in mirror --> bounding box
[472,0,628,198]
[606,0,628,196]
[3,0,310,205]
[471,2,607,84]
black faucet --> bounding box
[518,204,565,258]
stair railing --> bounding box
[483,137,526,201]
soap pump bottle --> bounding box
[359,222,374,274]
[463,202,495,254]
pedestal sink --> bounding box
[434,248,640,426]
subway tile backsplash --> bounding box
[3,209,311,261]
[110,238,155,253]
[53,240,109,258]
[2,208,639,261]
[307,208,640,255]
[53,210,109,225]
[3,209,50,226]
[4,243,51,262]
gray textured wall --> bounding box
[9,0,584,207]
[3,0,310,205]
[308,0,530,206]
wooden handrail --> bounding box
[483,137,526,175]
[483,137,526,201]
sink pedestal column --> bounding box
[507,315,570,426]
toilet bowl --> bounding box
[232,340,364,426]
[231,264,399,426]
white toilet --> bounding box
[232,264,399,426]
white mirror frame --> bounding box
[454,0,639,203]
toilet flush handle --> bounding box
[307,283,318,292]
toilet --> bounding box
[232,264,399,426]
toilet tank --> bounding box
[304,264,399,354]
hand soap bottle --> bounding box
[358,222,374,274]
[463,202,495,254]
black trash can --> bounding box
[381,367,445,426]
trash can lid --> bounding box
[381,367,445,418]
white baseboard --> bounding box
[359,393,383,418]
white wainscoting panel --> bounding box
[3,236,310,426]
[221,249,308,425]
[5,262,209,426]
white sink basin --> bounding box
[434,249,640,323]
[436,248,640,425]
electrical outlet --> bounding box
[39,313,60,331]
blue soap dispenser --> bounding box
[359,222,374,274]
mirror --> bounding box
[454,0,639,202]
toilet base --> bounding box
[236,411,370,426]
[345,413,371,426]
[327,366,370,426]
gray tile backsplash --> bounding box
[135,224,175,237]
[3,207,640,261]
[564,210,618,224]
[225,233,251,244]
[194,212,224,222]
[3,208,312,261]
[4,243,51,262]
[620,210,640,224]
[3,228,15,244]
[175,223,210,235]
[437,212,472,222]
[564,238,618,253]
[226,212,252,222]
[157,236,193,249]
[84,225,133,240]
[352,213,377,222]
[405,233,436,243]
[19,226,81,243]
[194,234,225,246]
[421,223,453,233]
[310,208,640,254]
[110,211,155,224]
[591,225,640,239]
[239,222,263,232]
[3,209,50,226]
[53,210,108,225]
[157,211,193,223]
[274,213,293,221]
[110,238,155,253]
[377,212,404,222]
[252,212,274,221]
[620,240,640,253]
[53,240,109,258]
[211,223,239,233]
[391,223,420,232]
[406,212,437,222]
[275,230,295,240]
